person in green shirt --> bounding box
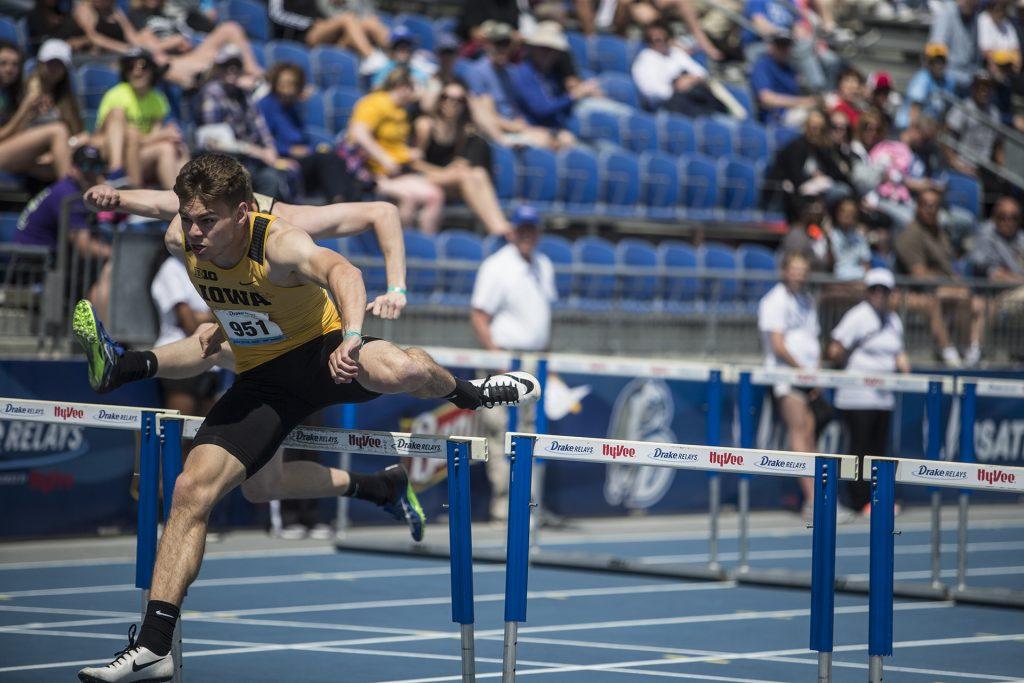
[94,48,189,188]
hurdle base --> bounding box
[952,586,1024,609]
[528,550,727,581]
[334,538,507,565]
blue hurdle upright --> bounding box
[500,432,858,683]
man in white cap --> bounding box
[827,268,910,514]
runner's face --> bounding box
[179,198,246,261]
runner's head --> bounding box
[174,154,254,261]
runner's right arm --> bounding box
[84,185,180,220]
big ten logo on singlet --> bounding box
[192,266,218,281]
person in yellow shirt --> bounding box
[94,48,189,188]
[347,66,445,233]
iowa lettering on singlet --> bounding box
[182,210,342,373]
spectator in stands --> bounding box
[412,80,511,236]
[597,0,725,60]
[743,0,839,92]
[0,40,74,182]
[828,196,872,282]
[420,34,471,114]
[945,72,1006,198]
[989,50,1023,130]
[370,26,435,90]
[150,252,217,417]
[929,0,981,88]
[197,46,290,197]
[508,22,602,133]
[751,34,817,127]
[456,0,521,53]
[471,204,555,520]
[757,251,821,520]
[631,22,730,116]
[977,0,1020,73]
[829,67,866,128]
[28,0,89,53]
[347,67,445,233]
[768,110,853,215]
[827,268,910,515]
[778,195,832,271]
[13,145,111,316]
[465,22,568,149]
[160,0,220,32]
[866,71,901,123]
[75,0,263,89]
[894,187,985,366]
[868,223,896,270]
[124,0,264,88]
[970,196,1024,294]
[896,44,956,130]
[258,63,358,203]
[95,48,188,189]
[267,0,389,70]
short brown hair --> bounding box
[174,153,253,212]
[379,65,413,92]
[781,251,809,270]
[268,61,306,94]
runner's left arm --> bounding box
[272,201,407,319]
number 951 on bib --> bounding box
[215,309,285,345]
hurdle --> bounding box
[0,396,486,683]
[864,454,1024,683]
[500,431,858,683]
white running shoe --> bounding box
[79,626,173,682]
[470,371,541,408]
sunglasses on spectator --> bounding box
[441,93,466,103]
[868,285,892,293]
[995,212,1020,220]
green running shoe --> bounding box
[72,299,124,394]
[380,465,426,543]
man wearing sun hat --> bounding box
[897,43,956,129]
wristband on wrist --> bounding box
[344,330,362,339]
[387,286,407,295]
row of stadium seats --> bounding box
[338,230,779,312]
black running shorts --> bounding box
[191,330,383,478]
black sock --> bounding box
[113,350,159,387]
[445,378,482,410]
[345,471,393,506]
[136,600,179,656]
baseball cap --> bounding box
[991,49,1016,66]
[482,21,514,43]
[214,44,243,66]
[389,26,416,47]
[73,145,105,173]
[436,33,460,53]
[864,268,895,290]
[870,71,893,92]
[38,39,72,69]
[524,21,568,52]
[512,205,541,227]
[923,43,948,59]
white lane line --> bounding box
[0,564,506,599]
[845,565,1024,581]
[641,540,1024,565]
[0,605,135,617]
[766,655,1021,681]
[376,633,1024,683]
[0,546,341,571]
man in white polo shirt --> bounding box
[471,205,556,518]
[828,268,910,514]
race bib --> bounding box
[215,310,285,345]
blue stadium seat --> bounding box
[737,244,776,303]
[699,242,740,306]
[538,234,573,302]
[945,172,981,218]
[404,231,438,300]
[325,86,361,134]
[598,72,639,109]
[265,41,312,80]
[591,34,630,74]
[679,155,719,220]
[223,0,269,41]
[616,238,658,309]
[395,14,435,51]
[769,124,800,151]
[577,109,622,147]
[721,159,759,221]
[437,230,483,304]
[557,147,599,216]
[697,118,734,157]
[658,113,696,156]
[598,149,640,217]
[0,212,19,242]
[725,84,754,116]
[573,236,616,308]
[299,90,325,130]
[0,17,22,49]
[623,112,658,154]
[566,31,590,72]
[345,232,386,292]
[433,16,457,37]
[482,234,507,257]
[310,47,360,90]
[639,151,679,221]
[517,147,557,210]
[490,144,517,201]
[737,120,769,162]
[658,241,700,313]
[76,64,119,111]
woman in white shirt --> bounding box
[827,268,910,513]
[977,0,1022,70]
[757,251,821,519]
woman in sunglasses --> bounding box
[412,79,511,236]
